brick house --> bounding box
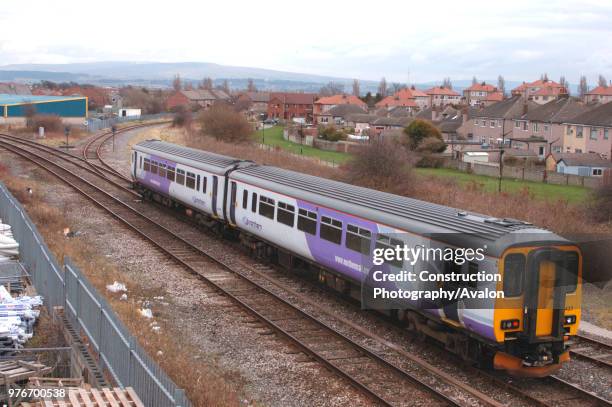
[316,104,367,125]
[166,89,230,111]
[313,94,367,124]
[236,92,270,120]
[510,97,591,157]
[584,85,612,104]
[462,83,500,106]
[375,87,427,110]
[563,102,612,159]
[459,95,538,144]
[511,79,568,102]
[425,86,461,107]
[267,92,317,122]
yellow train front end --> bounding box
[492,245,582,377]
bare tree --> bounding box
[343,137,414,191]
[441,77,452,89]
[598,74,608,87]
[352,79,360,97]
[319,81,344,96]
[172,74,182,91]
[218,79,230,94]
[472,76,478,86]
[200,77,213,90]
[378,77,388,97]
[497,75,506,96]
[391,82,405,93]
[540,73,549,82]
[247,78,257,92]
[559,76,569,94]
[579,75,588,98]
[184,82,194,90]
[199,103,252,142]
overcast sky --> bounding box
[0,0,610,83]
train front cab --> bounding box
[493,245,581,377]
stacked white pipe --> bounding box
[0,219,18,263]
[0,285,43,346]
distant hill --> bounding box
[0,61,579,94]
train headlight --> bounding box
[501,319,520,330]
[564,315,576,325]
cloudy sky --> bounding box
[0,0,610,83]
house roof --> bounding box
[345,113,378,123]
[269,92,316,105]
[0,94,85,105]
[512,79,564,93]
[388,106,414,117]
[554,153,612,167]
[565,102,612,126]
[315,94,367,107]
[372,116,413,127]
[325,104,367,117]
[485,92,504,102]
[521,97,591,123]
[181,89,230,101]
[407,87,428,97]
[532,85,568,96]
[474,95,538,119]
[586,86,612,96]
[244,92,270,103]
[375,95,417,108]
[425,86,460,96]
[465,83,497,92]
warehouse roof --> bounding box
[0,94,85,105]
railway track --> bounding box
[1,131,610,406]
[0,134,478,406]
[569,334,612,369]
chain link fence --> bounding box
[0,182,192,407]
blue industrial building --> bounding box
[0,94,88,119]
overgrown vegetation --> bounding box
[591,182,612,224]
[403,119,445,152]
[318,125,347,142]
[0,169,242,406]
[26,114,63,133]
[172,105,193,128]
[343,138,414,192]
[199,103,252,142]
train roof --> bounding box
[231,165,569,254]
[134,140,249,173]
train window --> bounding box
[158,163,166,178]
[166,167,175,182]
[346,224,371,255]
[297,209,317,235]
[503,254,525,297]
[176,169,185,185]
[375,235,403,268]
[559,251,579,293]
[143,158,150,172]
[186,172,196,189]
[259,196,275,219]
[150,160,158,175]
[251,192,258,213]
[320,216,342,245]
[196,175,200,191]
[464,262,479,289]
[139,156,143,169]
[202,177,207,193]
[242,190,248,209]
[277,202,295,227]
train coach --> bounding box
[132,140,582,377]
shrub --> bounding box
[27,114,63,133]
[319,125,346,142]
[415,136,447,154]
[198,103,253,142]
[403,119,444,151]
[591,183,612,223]
[172,106,192,128]
[342,137,415,191]
[416,154,445,168]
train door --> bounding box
[524,249,579,341]
[132,152,138,178]
[229,182,237,225]
[212,176,219,217]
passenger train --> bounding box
[131,140,582,377]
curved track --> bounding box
[0,129,610,407]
